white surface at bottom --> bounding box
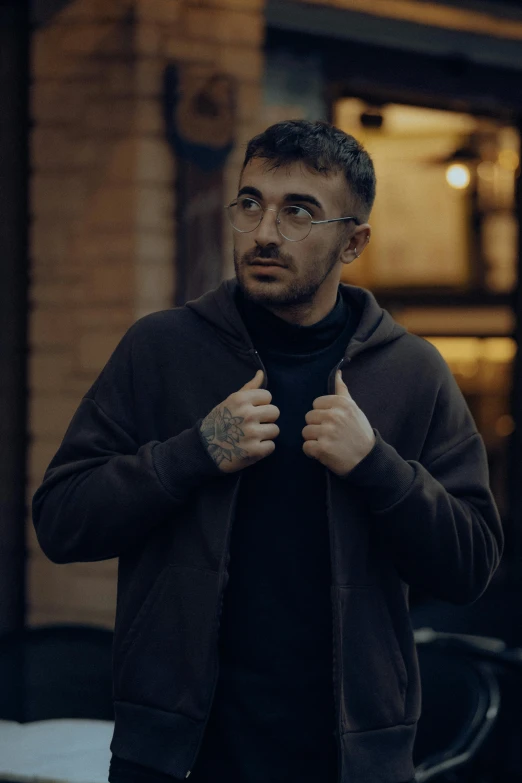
[0,719,114,783]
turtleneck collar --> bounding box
[234,286,350,356]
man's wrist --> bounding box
[342,430,416,511]
[153,422,223,500]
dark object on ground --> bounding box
[0,624,114,722]
[414,629,501,781]
[413,628,522,783]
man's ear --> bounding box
[340,224,371,265]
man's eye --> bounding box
[286,206,311,219]
[240,198,261,212]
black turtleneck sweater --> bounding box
[189,288,359,783]
[110,288,360,783]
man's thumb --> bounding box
[335,369,350,398]
[241,369,265,390]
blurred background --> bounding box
[1,1,522,773]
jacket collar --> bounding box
[186,278,407,361]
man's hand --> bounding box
[200,370,280,473]
[302,370,375,476]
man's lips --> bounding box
[248,259,286,268]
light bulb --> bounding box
[446,163,471,189]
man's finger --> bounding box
[335,370,351,398]
[302,424,321,441]
[243,389,273,406]
[241,369,265,390]
[305,409,323,425]
[258,404,280,423]
[313,395,341,410]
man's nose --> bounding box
[254,208,282,246]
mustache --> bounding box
[242,246,293,267]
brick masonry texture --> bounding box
[28,0,264,628]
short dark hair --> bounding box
[243,120,376,221]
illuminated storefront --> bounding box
[264,5,522,580]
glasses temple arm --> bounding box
[310,217,360,226]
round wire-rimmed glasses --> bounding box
[225,196,359,242]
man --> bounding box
[33,120,503,783]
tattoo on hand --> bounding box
[200,407,248,466]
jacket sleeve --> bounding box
[32,324,221,565]
[344,360,503,604]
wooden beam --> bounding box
[298,0,522,42]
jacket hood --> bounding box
[186,278,407,360]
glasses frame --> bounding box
[225,198,360,242]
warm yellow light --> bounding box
[477,161,495,181]
[426,337,516,364]
[495,415,515,438]
[446,163,471,189]
[482,338,517,363]
[498,149,520,171]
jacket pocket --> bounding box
[114,565,220,721]
[115,566,170,670]
[338,585,408,733]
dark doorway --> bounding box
[0,0,30,633]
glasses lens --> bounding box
[228,197,263,233]
[278,206,312,241]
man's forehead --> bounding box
[239,158,345,201]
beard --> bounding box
[234,240,342,309]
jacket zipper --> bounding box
[328,356,348,395]
[327,356,351,783]
[252,348,268,388]
[185,352,266,778]
[184,476,242,778]
[327,475,343,783]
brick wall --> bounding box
[28,0,265,628]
